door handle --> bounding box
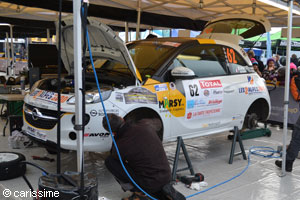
[224,88,234,93]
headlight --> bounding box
[30,80,41,93]
[67,89,112,104]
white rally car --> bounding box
[22,15,271,152]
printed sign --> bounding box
[26,126,47,141]
[30,89,69,104]
[154,84,168,92]
[124,87,157,104]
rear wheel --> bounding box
[244,113,258,130]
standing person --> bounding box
[102,114,185,200]
[250,58,262,77]
[275,116,300,172]
[291,54,299,67]
[247,49,265,73]
[274,54,281,70]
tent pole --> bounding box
[281,0,293,177]
[125,22,129,43]
[9,25,14,76]
[5,32,10,75]
[73,0,83,173]
[136,0,141,40]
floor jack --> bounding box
[228,126,272,141]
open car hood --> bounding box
[56,17,141,83]
[198,14,271,44]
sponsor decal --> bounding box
[115,92,124,102]
[154,84,168,92]
[84,133,110,137]
[202,121,221,128]
[124,87,157,104]
[187,112,192,119]
[232,114,243,121]
[212,89,223,95]
[199,80,222,89]
[187,108,221,120]
[162,41,181,47]
[26,126,47,141]
[159,99,182,109]
[239,86,264,95]
[203,90,210,97]
[30,89,69,104]
[208,99,222,105]
[247,76,254,85]
[90,109,119,117]
[187,100,195,109]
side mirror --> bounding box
[171,66,195,79]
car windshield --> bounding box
[127,41,179,80]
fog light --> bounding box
[69,132,77,140]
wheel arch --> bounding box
[245,98,270,121]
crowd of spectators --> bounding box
[247,49,300,85]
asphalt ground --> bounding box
[0,120,299,200]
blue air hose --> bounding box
[86,29,157,200]
[85,25,280,199]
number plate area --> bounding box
[26,126,47,141]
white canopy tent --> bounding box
[0,0,299,177]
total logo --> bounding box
[199,80,222,89]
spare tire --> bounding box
[0,152,26,180]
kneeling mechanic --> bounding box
[102,114,185,200]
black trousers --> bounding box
[287,116,300,161]
[105,155,167,199]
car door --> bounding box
[168,44,238,139]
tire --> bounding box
[244,113,258,130]
[0,152,26,180]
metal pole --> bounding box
[73,0,83,172]
[5,32,10,75]
[9,25,14,76]
[136,0,141,40]
[281,0,293,177]
[125,22,129,43]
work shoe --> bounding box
[162,183,186,200]
[275,160,293,172]
[121,192,150,200]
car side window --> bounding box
[171,45,227,78]
[224,47,249,74]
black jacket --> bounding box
[112,120,171,193]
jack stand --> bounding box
[229,126,247,164]
[171,136,195,181]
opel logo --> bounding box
[32,108,41,121]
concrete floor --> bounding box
[0,119,299,200]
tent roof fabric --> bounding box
[1,0,300,38]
